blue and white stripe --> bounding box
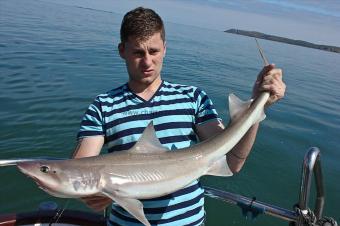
[78,80,220,225]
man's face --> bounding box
[119,32,166,86]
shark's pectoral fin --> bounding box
[206,157,233,176]
[228,93,266,123]
[102,190,150,226]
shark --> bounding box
[5,41,272,226]
[12,90,268,226]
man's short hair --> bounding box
[120,7,165,44]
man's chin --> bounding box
[128,72,161,87]
[136,75,159,84]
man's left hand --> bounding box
[252,64,286,107]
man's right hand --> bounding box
[72,136,107,211]
[80,195,112,212]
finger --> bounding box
[82,197,111,204]
[262,75,274,84]
[81,196,106,202]
[88,203,110,212]
[84,199,112,205]
[260,82,285,99]
[273,68,283,78]
[260,83,280,95]
[89,199,111,207]
[258,64,275,78]
[263,68,282,81]
[261,75,283,92]
[256,64,275,81]
[82,198,112,211]
[270,70,283,83]
[259,84,274,92]
[80,196,111,205]
[262,76,278,86]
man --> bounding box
[73,7,285,226]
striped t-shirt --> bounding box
[77,80,221,226]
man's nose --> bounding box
[142,53,152,67]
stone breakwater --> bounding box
[225,29,340,54]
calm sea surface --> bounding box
[1,0,339,225]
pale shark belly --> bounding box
[102,158,207,199]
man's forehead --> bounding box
[125,33,164,47]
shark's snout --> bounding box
[17,162,35,174]
[17,161,58,194]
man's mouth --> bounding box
[142,69,154,75]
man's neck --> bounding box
[128,77,162,101]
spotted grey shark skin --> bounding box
[16,92,268,226]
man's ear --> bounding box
[118,43,125,59]
[163,41,167,57]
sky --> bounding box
[42,0,340,46]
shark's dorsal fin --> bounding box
[128,121,168,154]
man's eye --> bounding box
[149,50,159,55]
[134,51,144,57]
[40,165,50,173]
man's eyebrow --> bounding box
[131,46,144,50]
[149,47,160,51]
[131,47,146,53]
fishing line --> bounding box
[49,199,70,225]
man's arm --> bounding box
[196,64,285,174]
[72,136,112,211]
[72,136,104,158]
[195,120,258,173]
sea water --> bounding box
[0,0,339,225]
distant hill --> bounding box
[225,29,340,54]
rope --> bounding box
[294,205,338,226]
[237,197,265,220]
[295,206,317,226]
[317,217,338,226]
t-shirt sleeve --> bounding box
[194,88,221,125]
[77,96,105,139]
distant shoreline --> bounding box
[225,29,340,54]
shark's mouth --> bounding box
[17,165,62,197]
[32,176,68,198]
[31,176,55,194]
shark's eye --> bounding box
[40,165,50,173]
